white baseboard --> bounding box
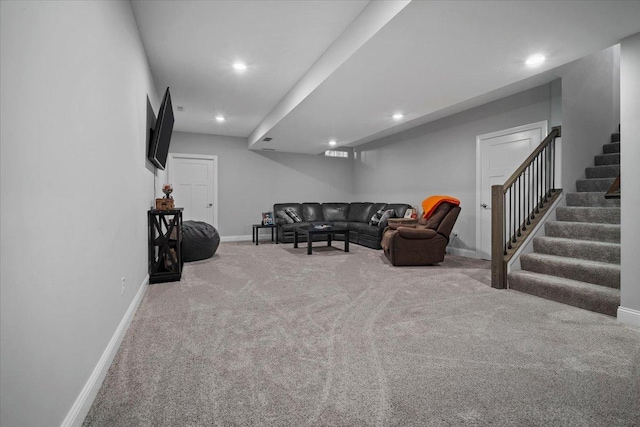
[221,235,252,242]
[617,306,640,328]
[61,275,149,427]
[448,247,477,258]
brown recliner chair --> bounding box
[382,202,461,266]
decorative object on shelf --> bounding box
[156,184,175,209]
[162,183,174,199]
[262,212,274,225]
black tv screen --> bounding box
[148,87,174,170]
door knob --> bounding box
[481,203,489,209]
[207,203,213,207]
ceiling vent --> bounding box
[176,106,184,111]
[262,148,276,151]
[262,137,273,142]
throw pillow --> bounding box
[379,209,396,228]
[285,207,303,223]
[369,209,385,226]
[277,211,294,224]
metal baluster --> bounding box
[551,138,555,192]
[503,192,507,256]
[527,163,532,224]
[507,186,512,249]
[544,145,551,203]
[536,155,541,213]
[512,184,517,244]
[520,174,526,232]
[517,176,522,236]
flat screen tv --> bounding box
[148,87,174,170]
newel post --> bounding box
[491,184,507,289]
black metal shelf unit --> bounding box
[148,208,183,284]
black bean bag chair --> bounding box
[182,221,220,262]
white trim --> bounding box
[447,247,477,258]
[475,121,548,259]
[507,192,563,274]
[221,235,252,242]
[167,153,219,230]
[61,276,149,427]
[617,306,640,328]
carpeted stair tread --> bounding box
[603,142,620,154]
[556,206,620,224]
[520,253,620,288]
[594,153,620,166]
[533,236,620,264]
[611,132,620,142]
[585,165,620,179]
[508,270,619,316]
[565,192,620,207]
[545,221,620,243]
[576,177,616,192]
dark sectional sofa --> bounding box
[273,202,411,249]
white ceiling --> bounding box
[132,0,640,155]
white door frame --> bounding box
[167,153,219,230]
[475,121,548,259]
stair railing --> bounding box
[605,175,620,199]
[491,126,562,288]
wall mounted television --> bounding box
[148,87,174,170]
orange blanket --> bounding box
[421,195,460,219]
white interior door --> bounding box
[476,121,547,260]
[168,154,217,227]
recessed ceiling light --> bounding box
[329,140,337,146]
[215,115,225,122]
[233,62,247,71]
[525,54,545,67]
[392,113,404,120]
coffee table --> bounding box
[294,225,349,255]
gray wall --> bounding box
[555,46,620,193]
[169,132,353,237]
[0,2,157,426]
[620,32,640,318]
[352,84,554,256]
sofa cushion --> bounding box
[322,203,349,222]
[302,203,323,222]
[385,203,411,219]
[347,202,374,223]
[379,209,396,228]
[285,207,303,222]
[274,203,302,224]
[280,222,311,232]
[349,222,384,237]
[277,211,294,224]
[369,209,384,226]
[425,203,452,229]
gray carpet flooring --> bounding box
[84,242,640,426]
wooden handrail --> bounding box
[502,126,561,190]
[605,175,620,199]
[491,126,562,289]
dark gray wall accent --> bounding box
[620,32,640,317]
[352,84,553,255]
[169,132,354,237]
[555,46,619,193]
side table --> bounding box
[252,224,279,245]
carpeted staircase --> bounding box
[509,127,621,316]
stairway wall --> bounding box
[555,46,620,193]
[620,32,640,325]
